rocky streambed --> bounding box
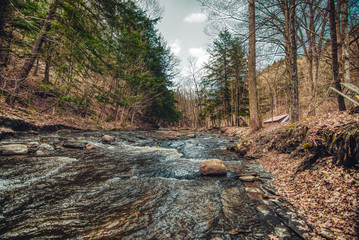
[0,130,311,239]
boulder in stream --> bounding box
[32,143,56,155]
[200,159,227,176]
[86,143,97,150]
[63,141,86,149]
[38,143,55,151]
[229,138,253,156]
[27,141,40,149]
[0,144,28,155]
[102,135,116,144]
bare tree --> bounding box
[296,0,330,116]
[134,0,164,20]
[248,0,262,131]
[329,0,346,111]
[341,0,350,83]
[284,0,300,122]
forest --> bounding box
[177,0,359,131]
[0,0,359,130]
[0,1,359,239]
[0,0,181,128]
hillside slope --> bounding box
[245,111,359,239]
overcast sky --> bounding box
[156,0,210,80]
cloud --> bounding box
[183,13,207,23]
[170,39,181,56]
[188,47,209,67]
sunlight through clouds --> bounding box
[170,39,182,56]
[188,47,209,67]
[183,13,207,23]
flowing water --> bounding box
[0,131,301,239]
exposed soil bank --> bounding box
[0,102,156,140]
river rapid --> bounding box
[0,130,302,239]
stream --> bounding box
[0,130,303,239]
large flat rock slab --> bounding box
[0,144,28,155]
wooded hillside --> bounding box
[0,0,180,128]
[176,0,359,131]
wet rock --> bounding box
[239,175,258,182]
[102,135,116,144]
[229,228,251,235]
[27,141,40,154]
[200,159,227,176]
[27,141,40,148]
[63,141,86,149]
[274,226,291,238]
[256,204,270,215]
[187,133,196,138]
[245,187,264,194]
[86,144,97,150]
[154,130,182,140]
[236,145,248,155]
[32,143,55,155]
[228,138,253,156]
[35,150,46,156]
[0,127,15,139]
[0,144,28,155]
[236,139,253,156]
[38,143,55,151]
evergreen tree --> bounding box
[0,0,180,125]
[201,30,248,127]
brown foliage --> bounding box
[247,111,359,239]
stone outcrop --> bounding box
[200,159,227,176]
[0,144,28,155]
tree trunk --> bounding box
[341,0,350,83]
[248,0,262,132]
[308,1,315,116]
[44,55,51,84]
[329,0,346,111]
[285,0,299,122]
[6,0,59,105]
[34,57,40,76]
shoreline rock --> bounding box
[0,144,28,155]
[200,159,227,176]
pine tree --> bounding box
[201,30,248,127]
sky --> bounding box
[156,0,210,80]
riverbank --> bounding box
[229,111,359,240]
[0,100,156,139]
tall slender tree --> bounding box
[341,0,351,84]
[285,0,299,122]
[329,0,346,111]
[248,0,261,131]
